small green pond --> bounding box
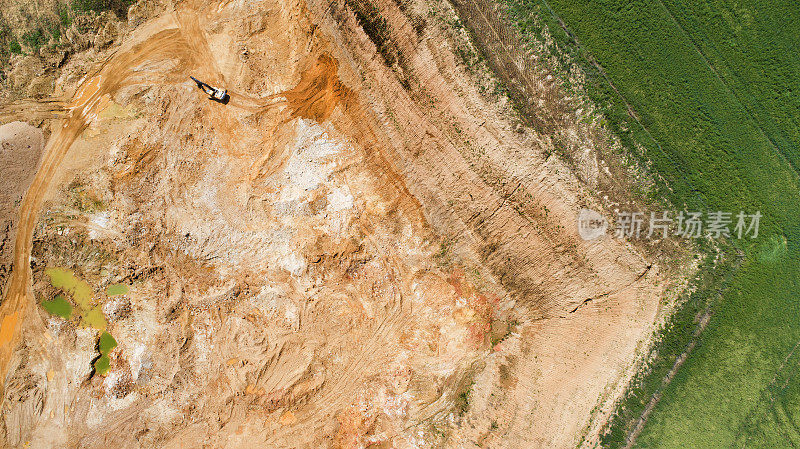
[44,267,107,330]
[99,331,117,354]
[94,355,110,375]
[94,331,118,375]
[41,295,72,319]
[106,283,129,296]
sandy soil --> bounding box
[0,121,44,295]
[0,0,677,446]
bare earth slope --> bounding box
[0,121,44,295]
[0,0,670,447]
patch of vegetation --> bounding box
[498,0,800,446]
[343,0,413,88]
[70,0,135,18]
[0,0,129,75]
[450,363,481,416]
[8,40,21,55]
[45,18,62,41]
[0,9,62,63]
[57,3,73,28]
[345,0,396,65]
[21,28,45,53]
[455,389,471,414]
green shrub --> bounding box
[71,0,135,19]
[8,39,21,54]
[21,28,44,52]
[45,18,61,41]
[57,3,72,27]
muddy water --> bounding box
[45,268,93,305]
[45,267,107,329]
[106,283,129,296]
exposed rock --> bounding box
[127,0,158,28]
[39,46,68,69]
[6,56,44,91]
[93,11,123,49]
[26,75,55,98]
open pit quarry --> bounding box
[0,0,680,446]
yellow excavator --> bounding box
[190,76,229,104]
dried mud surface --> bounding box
[0,0,675,447]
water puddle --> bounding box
[41,294,72,319]
[45,267,92,308]
[106,283,130,296]
[44,267,120,375]
[94,331,118,375]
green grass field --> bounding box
[502,0,800,446]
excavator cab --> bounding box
[190,76,230,104]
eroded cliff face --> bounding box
[0,0,671,446]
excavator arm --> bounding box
[189,76,229,104]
